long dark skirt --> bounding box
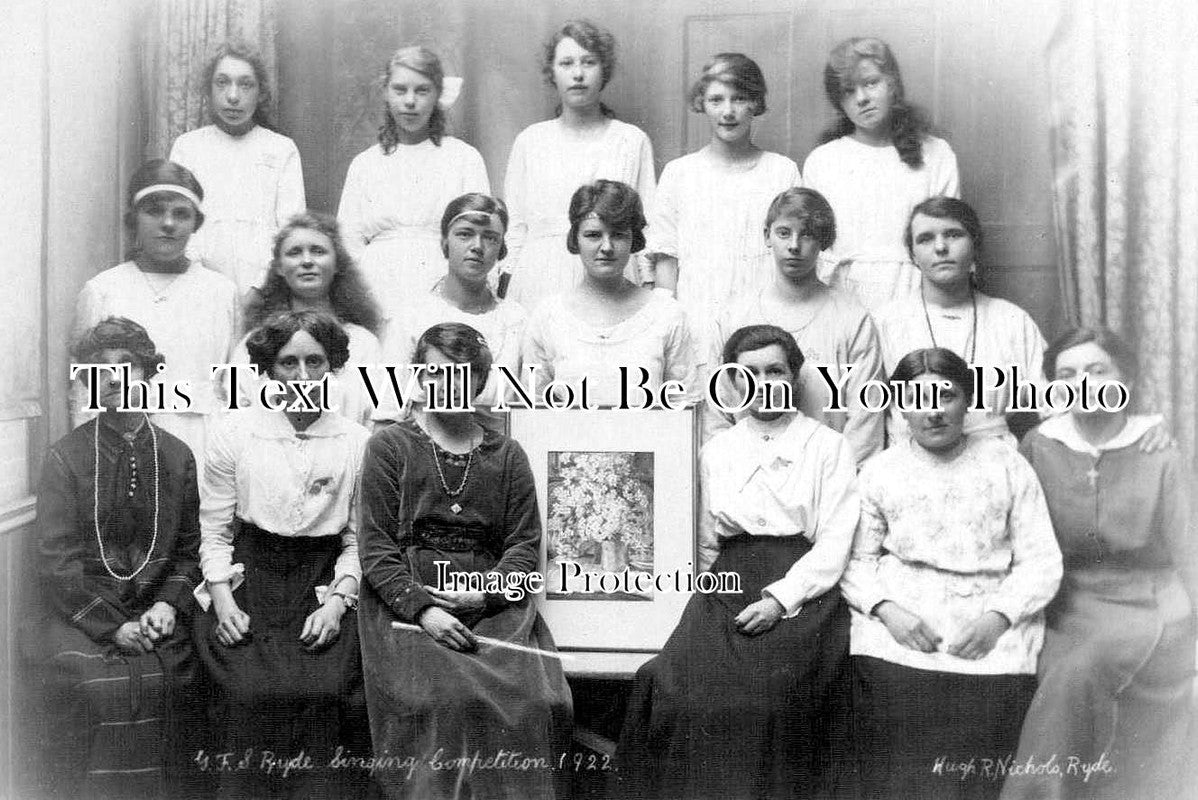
[358,543,574,800]
[613,535,852,800]
[193,523,370,800]
[24,615,206,800]
[852,656,1036,800]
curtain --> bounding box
[143,0,279,159]
[1047,0,1198,466]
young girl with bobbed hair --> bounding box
[338,45,490,321]
[648,52,800,356]
[170,40,306,297]
[502,19,657,307]
[803,36,959,313]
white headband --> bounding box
[446,210,502,230]
[133,184,203,211]
[438,76,463,111]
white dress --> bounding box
[73,261,239,464]
[502,118,656,307]
[227,321,381,427]
[647,149,800,352]
[802,135,958,313]
[708,286,885,464]
[169,125,306,296]
[872,291,1047,442]
[337,137,490,321]
[521,289,699,408]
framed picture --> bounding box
[508,408,698,652]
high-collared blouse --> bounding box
[699,413,859,616]
[198,406,368,597]
[841,434,1062,675]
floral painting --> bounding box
[546,451,654,599]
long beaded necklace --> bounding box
[426,421,481,514]
[93,415,159,580]
[921,284,978,363]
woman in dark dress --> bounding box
[358,321,573,799]
[614,324,860,800]
[25,317,206,799]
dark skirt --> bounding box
[613,534,852,800]
[358,541,574,800]
[193,522,369,800]
[852,656,1036,800]
[24,613,206,800]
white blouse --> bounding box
[840,434,1062,675]
[198,406,368,597]
[699,413,859,616]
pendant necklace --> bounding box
[921,285,978,363]
[429,429,478,514]
[93,415,159,580]
[140,267,183,305]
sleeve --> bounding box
[1159,453,1198,613]
[982,454,1063,625]
[483,441,543,609]
[800,149,826,193]
[696,448,722,572]
[1019,311,1049,415]
[633,132,659,284]
[462,143,492,195]
[662,307,700,406]
[520,306,556,397]
[330,437,366,589]
[369,320,417,423]
[275,139,307,227]
[645,161,679,260]
[700,313,736,444]
[337,154,370,265]
[841,313,886,465]
[838,469,891,615]
[197,418,243,587]
[762,434,859,616]
[153,449,203,615]
[35,448,129,642]
[933,138,960,198]
[357,433,434,621]
[501,132,530,273]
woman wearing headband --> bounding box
[25,318,207,799]
[648,53,800,356]
[170,40,306,297]
[502,20,656,308]
[74,159,238,467]
[338,46,490,321]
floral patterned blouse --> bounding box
[840,434,1062,674]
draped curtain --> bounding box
[143,0,279,160]
[1047,0,1198,466]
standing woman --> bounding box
[232,211,383,425]
[803,37,958,313]
[338,46,490,321]
[649,53,800,355]
[840,348,1062,800]
[502,20,657,307]
[523,180,698,407]
[373,194,526,426]
[1002,327,1197,800]
[872,196,1045,443]
[74,159,238,466]
[26,319,206,800]
[358,322,573,799]
[170,40,306,297]
[616,324,858,800]
[194,311,371,799]
[710,187,885,463]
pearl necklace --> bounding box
[93,415,159,580]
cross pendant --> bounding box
[1085,466,1099,487]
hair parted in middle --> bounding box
[204,39,274,129]
[722,324,805,379]
[566,179,647,254]
[245,310,352,376]
[889,347,975,405]
[903,195,984,261]
[1043,325,1139,386]
[123,159,206,259]
[763,187,838,251]
[379,45,448,153]
[688,52,768,116]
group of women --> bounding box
[27,15,1194,800]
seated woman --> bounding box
[522,179,698,408]
[1001,327,1197,800]
[231,211,382,425]
[615,324,859,800]
[840,347,1062,800]
[194,310,371,799]
[373,193,526,428]
[25,318,205,799]
[709,187,884,463]
[358,322,573,799]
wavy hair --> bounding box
[122,159,205,260]
[566,180,647,254]
[203,40,274,130]
[541,20,617,118]
[688,53,768,116]
[246,310,351,375]
[378,46,447,152]
[72,316,165,376]
[889,347,975,405]
[763,187,837,251]
[413,321,494,399]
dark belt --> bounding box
[410,519,497,555]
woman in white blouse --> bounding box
[194,310,371,800]
[616,324,858,800]
[840,347,1062,800]
[522,180,697,408]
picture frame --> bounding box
[508,407,699,652]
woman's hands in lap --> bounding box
[300,598,346,651]
[735,597,785,636]
[945,611,1010,660]
[875,601,943,653]
[418,606,478,652]
[114,620,156,655]
[425,586,486,616]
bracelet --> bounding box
[330,590,358,610]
